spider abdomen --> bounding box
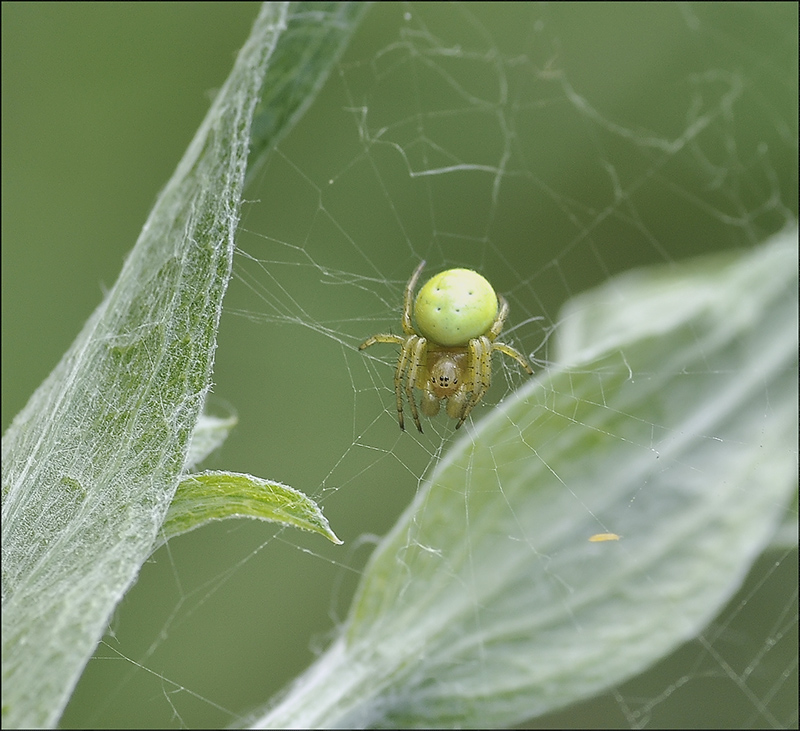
[415,269,498,347]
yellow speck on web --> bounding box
[589,533,621,542]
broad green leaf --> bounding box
[1,4,365,727]
[255,230,798,728]
[158,471,341,548]
[771,490,799,551]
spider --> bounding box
[359,261,533,432]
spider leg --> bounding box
[485,294,533,373]
[359,333,406,349]
[456,337,492,429]
[455,338,483,428]
[402,261,427,335]
[405,336,427,433]
[392,338,415,431]
[487,294,510,341]
[492,342,533,374]
[359,333,413,430]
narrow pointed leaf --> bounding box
[158,471,342,548]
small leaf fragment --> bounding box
[185,412,238,470]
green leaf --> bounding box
[158,471,341,548]
[771,489,799,552]
[1,4,366,728]
[254,230,798,728]
[245,2,371,188]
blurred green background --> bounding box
[3,3,797,728]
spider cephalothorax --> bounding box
[360,261,532,432]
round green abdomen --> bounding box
[414,268,498,347]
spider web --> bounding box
[37,3,796,728]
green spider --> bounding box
[360,261,533,432]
